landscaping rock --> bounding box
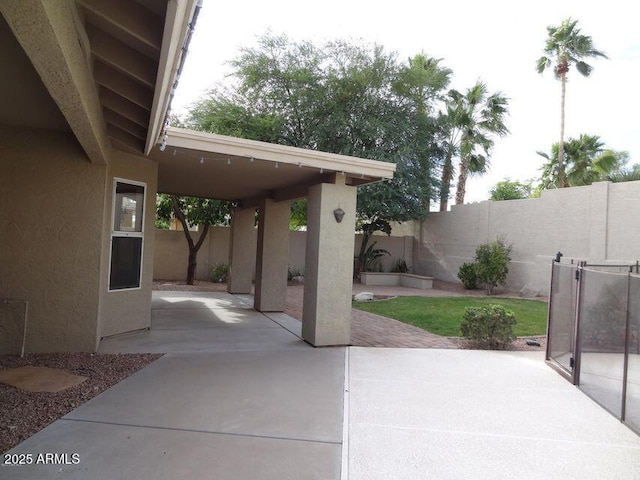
[520,285,540,298]
[354,292,374,302]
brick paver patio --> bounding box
[284,284,458,349]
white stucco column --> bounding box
[254,199,290,311]
[302,177,357,346]
[227,207,256,294]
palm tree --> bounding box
[438,82,509,209]
[537,134,624,188]
[536,18,607,187]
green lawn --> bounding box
[353,296,548,337]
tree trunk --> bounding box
[171,196,211,286]
[187,250,198,285]
[558,72,568,187]
[439,152,454,212]
[455,159,468,205]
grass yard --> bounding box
[353,296,548,337]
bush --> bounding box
[475,239,512,294]
[457,262,479,289]
[460,305,516,349]
[288,266,304,282]
[392,258,410,273]
[210,263,229,283]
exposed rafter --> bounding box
[0,0,110,164]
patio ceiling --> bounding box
[0,0,197,162]
[149,127,397,206]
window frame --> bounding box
[108,178,146,292]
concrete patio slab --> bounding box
[2,415,340,480]
[65,349,345,443]
[99,292,301,354]
[346,348,640,480]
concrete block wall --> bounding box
[414,181,640,295]
[153,228,414,281]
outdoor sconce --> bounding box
[333,208,345,223]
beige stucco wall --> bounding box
[97,151,158,339]
[415,181,640,295]
[154,228,414,281]
[0,126,106,352]
[154,227,235,282]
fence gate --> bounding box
[546,260,640,435]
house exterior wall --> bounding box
[415,181,640,295]
[97,151,158,339]
[0,126,106,352]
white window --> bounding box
[109,179,145,291]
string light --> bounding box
[160,149,381,181]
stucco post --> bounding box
[227,207,256,294]
[254,199,290,311]
[302,177,357,346]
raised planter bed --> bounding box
[359,272,433,290]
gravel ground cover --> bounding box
[0,353,161,453]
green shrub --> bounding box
[460,305,516,349]
[210,263,229,283]
[392,258,410,273]
[457,262,479,289]
[475,239,512,294]
[288,266,304,282]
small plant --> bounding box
[460,305,516,349]
[210,263,229,283]
[360,241,390,273]
[457,262,479,289]
[392,258,410,273]
[288,266,304,282]
[475,239,512,294]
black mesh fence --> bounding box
[547,263,578,375]
[546,262,639,435]
[577,268,628,418]
[625,274,640,432]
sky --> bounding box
[172,0,640,203]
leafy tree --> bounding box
[186,33,451,226]
[490,178,532,201]
[439,81,509,210]
[156,194,232,285]
[536,18,608,187]
[537,134,627,188]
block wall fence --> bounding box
[153,181,640,296]
[414,181,640,295]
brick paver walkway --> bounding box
[284,284,458,349]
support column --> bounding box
[254,199,290,311]
[303,177,357,346]
[227,207,256,294]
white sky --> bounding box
[172,0,640,203]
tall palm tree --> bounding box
[438,82,508,209]
[536,18,607,187]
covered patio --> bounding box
[150,126,395,347]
